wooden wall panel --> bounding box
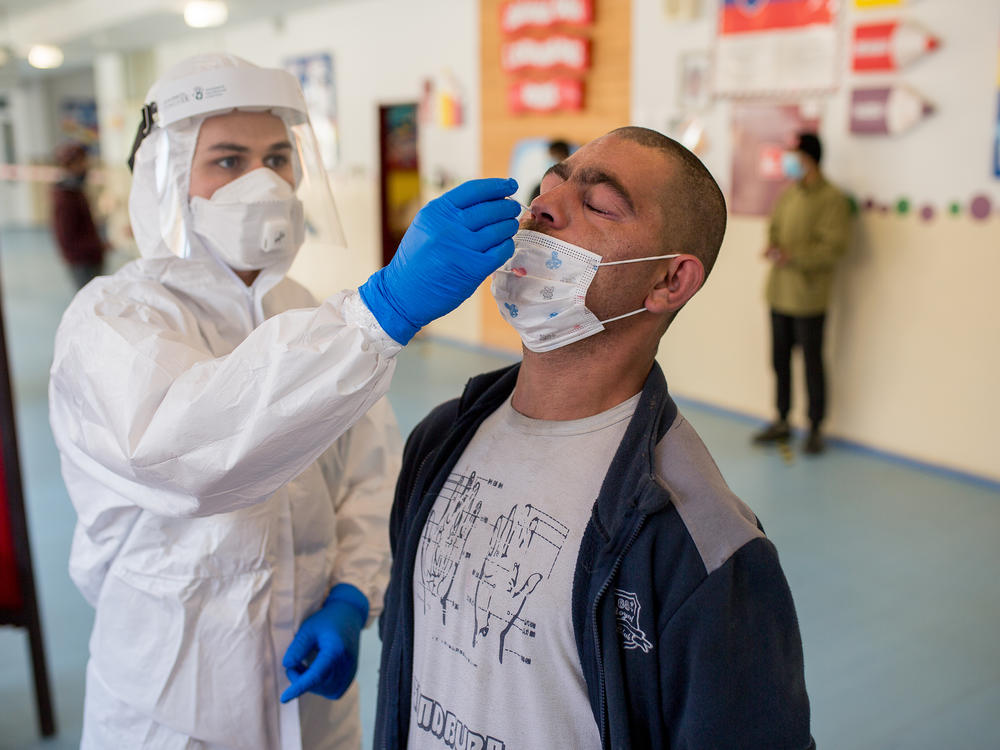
[479,0,632,351]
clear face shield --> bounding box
[127,62,347,283]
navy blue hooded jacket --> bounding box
[376,362,814,749]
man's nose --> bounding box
[526,186,569,229]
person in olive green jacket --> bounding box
[753,132,851,455]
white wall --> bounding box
[635,0,1000,481]
[149,0,481,311]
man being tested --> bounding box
[48,53,520,749]
[376,127,814,749]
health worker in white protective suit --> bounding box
[48,53,521,750]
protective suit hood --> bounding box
[128,53,345,286]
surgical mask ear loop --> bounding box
[598,253,679,266]
[594,253,681,324]
[599,308,648,325]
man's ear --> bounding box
[645,255,705,314]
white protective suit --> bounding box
[49,54,401,749]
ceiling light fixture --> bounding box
[27,45,64,70]
[184,0,229,29]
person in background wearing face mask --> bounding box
[375,127,814,749]
[50,141,108,289]
[48,53,520,750]
[753,132,851,455]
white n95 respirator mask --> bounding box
[491,230,678,352]
[189,168,305,272]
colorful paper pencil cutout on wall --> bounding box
[852,20,940,72]
[850,85,934,136]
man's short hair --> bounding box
[609,126,727,279]
[795,132,822,166]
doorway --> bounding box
[378,103,420,268]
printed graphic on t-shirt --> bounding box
[412,681,506,750]
[416,468,571,667]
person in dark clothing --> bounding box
[50,142,106,289]
[376,127,814,749]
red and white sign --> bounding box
[500,0,594,33]
[759,145,785,180]
[508,79,584,113]
[501,35,590,73]
[852,20,940,72]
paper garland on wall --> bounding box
[853,193,996,222]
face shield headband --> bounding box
[127,66,308,173]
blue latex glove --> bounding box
[280,583,369,703]
[359,177,521,345]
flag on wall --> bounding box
[720,0,833,34]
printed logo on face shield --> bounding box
[545,252,562,270]
[504,303,519,318]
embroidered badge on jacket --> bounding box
[614,589,653,653]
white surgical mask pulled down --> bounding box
[491,230,678,353]
[189,167,305,272]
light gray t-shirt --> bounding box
[408,392,640,750]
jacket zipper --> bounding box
[592,512,647,750]
[379,447,443,749]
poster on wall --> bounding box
[508,78,584,114]
[58,98,99,151]
[285,53,338,170]
[501,35,591,73]
[714,0,839,97]
[729,101,819,216]
[679,51,713,112]
[995,31,1000,179]
[500,0,594,32]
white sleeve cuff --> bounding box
[341,289,403,355]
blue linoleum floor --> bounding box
[0,225,997,749]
